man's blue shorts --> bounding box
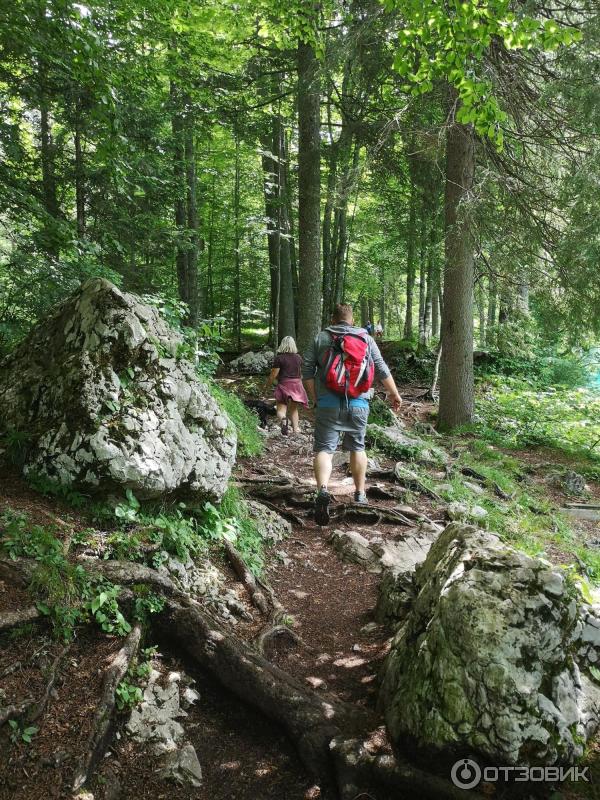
[313,404,370,453]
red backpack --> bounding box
[323,330,375,399]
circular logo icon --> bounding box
[451,758,482,790]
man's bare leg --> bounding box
[314,450,333,490]
[350,450,368,494]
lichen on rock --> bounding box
[0,278,236,500]
[379,522,600,766]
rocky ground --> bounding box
[1,377,600,800]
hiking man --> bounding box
[302,303,402,526]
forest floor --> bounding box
[1,379,599,800]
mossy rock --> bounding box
[366,424,449,467]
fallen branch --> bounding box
[72,624,142,792]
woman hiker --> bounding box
[264,336,308,435]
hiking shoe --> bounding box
[281,418,289,436]
[353,491,368,505]
[314,488,331,526]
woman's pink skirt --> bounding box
[274,378,308,406]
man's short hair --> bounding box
[332,303,353,324]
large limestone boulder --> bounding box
[229,349,274,374]
[379,522,600,766]
[0,278,236,500]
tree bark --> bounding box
[296,37,322,353]
[184,113,200,326]
[74,104,86,238]
[171,81,188,321]
[233,124,242,351]
[438,93,475,431]
[403,181,417,340]
[275,115,295,340]
[418,214,427,350]
[486,275,497,345]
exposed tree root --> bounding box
[153,598,474,799]
[0,644,69,729]
[0,606,41,632]
[256,624,313,657]
[236,479,315,506]
[223,539,268,614]
[0,700,33,728]
[329,503,415,527]
[25,644,70,725]
[154,598,371,792]
[330,736,484,800]
[1,554,474,798]
[72,623,142,792]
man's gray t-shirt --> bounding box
[301,324,391,405]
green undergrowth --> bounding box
[443,439,600,585]
[0,471,270,640]
[209,380,264,457]
[468,378,600,479]
[0,510,158,640]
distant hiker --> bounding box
[375,321,383,339]
[264,336,308,435]
[365,319,373,336]
[302,303,402,525]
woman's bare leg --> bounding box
[276,402,287,421]
[288,401,300,433]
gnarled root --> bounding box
[223,539,269,614]
[72,623,142,792]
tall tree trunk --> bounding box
[486,275,497,345]
[379,262,385,331]
[476,279,486,347]
[233,126,242,352]
[296,37,322,353]
[184,114,200,326]
[333,138,359,307]
[206,172,216,318]
[259,77,281,346]
[171,81,188,318]
[275,116,295,340]
[322,95,339,325]
[418,214,427,350]
[438,95,475,431]
[403,181,416,340]
[424,219,435,344]
[284,128,299,331]
[360,295,369,327]
[74,104,85,238]
[39,58,59,258]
